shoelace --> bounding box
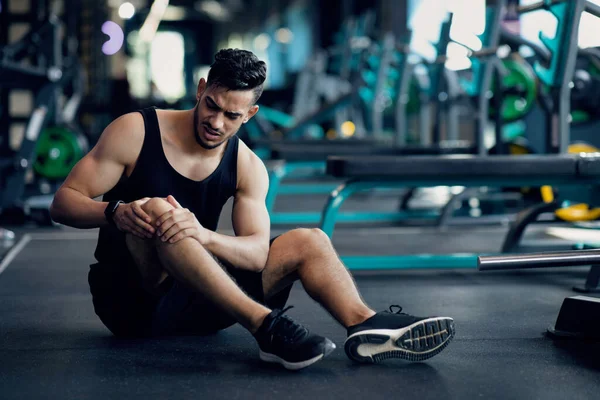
[269,305,294,320]
[268,306,308,344]
[388,305,408,315]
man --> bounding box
[50,49,455,371]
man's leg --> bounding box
[128,197,270,333]
[262,228,455,364]
[126,198,335,370]
[262,228,375,328]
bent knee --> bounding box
[141,197,174,219]
[294,227,329,241]
[287,228,330,250]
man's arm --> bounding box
[202,147,271,272]
[50,113,146,229]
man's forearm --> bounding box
[50,187,109,229]
[203,232,269,272]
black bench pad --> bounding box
[576,154,600,176]
[252,138,381,149]
[271,143,476,161]
[326,155,580,178]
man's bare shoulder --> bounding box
[94,112,146,165]
[237,138,267,172]
[103,112,145,144]
[236,138,268,190]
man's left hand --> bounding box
[155,195,211,245]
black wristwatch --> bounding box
[104,200,123,226]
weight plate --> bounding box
[571,58,600,120]
[490,59,537,122]
[551,143,600,221]
[556,204,600,222]
[568,142,599,154]
[571,110,591,124]
[34,125,87,179]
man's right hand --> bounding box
[112,198,155,238]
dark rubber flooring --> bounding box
[1,223,600,400]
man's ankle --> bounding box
[344,309,376,329]
[249,308,272,335]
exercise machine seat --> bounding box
[271,143,476,162]
[326,155,580,179]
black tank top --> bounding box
[94,107,239,264]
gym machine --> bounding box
[318,0,600,271]
[0,14,86,224]
[264,19,475,226]
[242,10,376,146]
[495,1,600,251]
[265,0,531,228]
[404,0,600,225]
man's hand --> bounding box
[112,197,155,238]
[155,195,211,245]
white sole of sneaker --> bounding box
[344,317,455,363]
[259,350,328,370]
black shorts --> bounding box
[88,237,292,338]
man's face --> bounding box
[194,78,258,150]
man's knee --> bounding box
[141,197,174,220]
[284,228,331,253]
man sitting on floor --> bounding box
[50,48,455,370]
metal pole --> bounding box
[557,0,586,153]
[517,0,563,14]
[477,0,505,155]
[444,69,460,143]
[395,49,413,146]
[478,249,600,271]
[585,1,600,18]
[493,60,505,154]
[417,72,432,146]
[373,33,395,139]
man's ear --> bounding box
[196,78,207,101]
[243,105,259,123]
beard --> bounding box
[193,105,231,150]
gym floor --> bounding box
[1,196,600,400]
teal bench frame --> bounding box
[318,172,600,270]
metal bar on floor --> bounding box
[478,248,600,271]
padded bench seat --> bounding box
[575,153,600,176]
[252,138,383,148]
[326,155,583,179]
[271,143,476,161]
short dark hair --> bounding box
[206,49,267,104]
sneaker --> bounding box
[344,305,455,363]
[254,306,336,370]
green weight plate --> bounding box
[34,126,87,179]
[490,59,537,122]
[571,109,591,124]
